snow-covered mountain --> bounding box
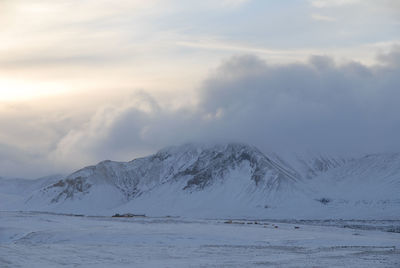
[1,143,399,219]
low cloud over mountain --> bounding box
[1,47,400,177]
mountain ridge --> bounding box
[1,143,399,219]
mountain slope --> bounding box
[26,143,301,214]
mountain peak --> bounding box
[33,142,298,205]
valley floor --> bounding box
[0,211,399,267]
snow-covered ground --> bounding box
[1,211,399,267]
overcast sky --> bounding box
[0,0,399,178]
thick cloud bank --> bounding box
[2,47,400,177]
[197,48,400,154]
[55,47,400,162]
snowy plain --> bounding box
[1,211,399,267]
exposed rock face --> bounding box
[48,176,92,203]
[296,154,347,178]
[175,143,298,190]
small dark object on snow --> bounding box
[316,198,331,205]
[112,213,145,218]
[294,226,300,229]
[274,226,278,229]
[224,220,233,224]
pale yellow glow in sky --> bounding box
[0,79,71,101]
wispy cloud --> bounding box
[311,14,336,22]
[220,0,251,8]
[310,0,360,8]
[175,39,314,61]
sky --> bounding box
[0,0,399,178]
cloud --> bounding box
[1,0,400,178]
[310,0,400,18]
[220,0,251,8]
[311,14,336,21]
[50,93,159,165]
[34,47,399,177]
[310,0,360,8]
[1,0,398,105]
[1,47,400,178]
[377,45,400,67]
[197,48,400,153]
[311,0,400,10]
